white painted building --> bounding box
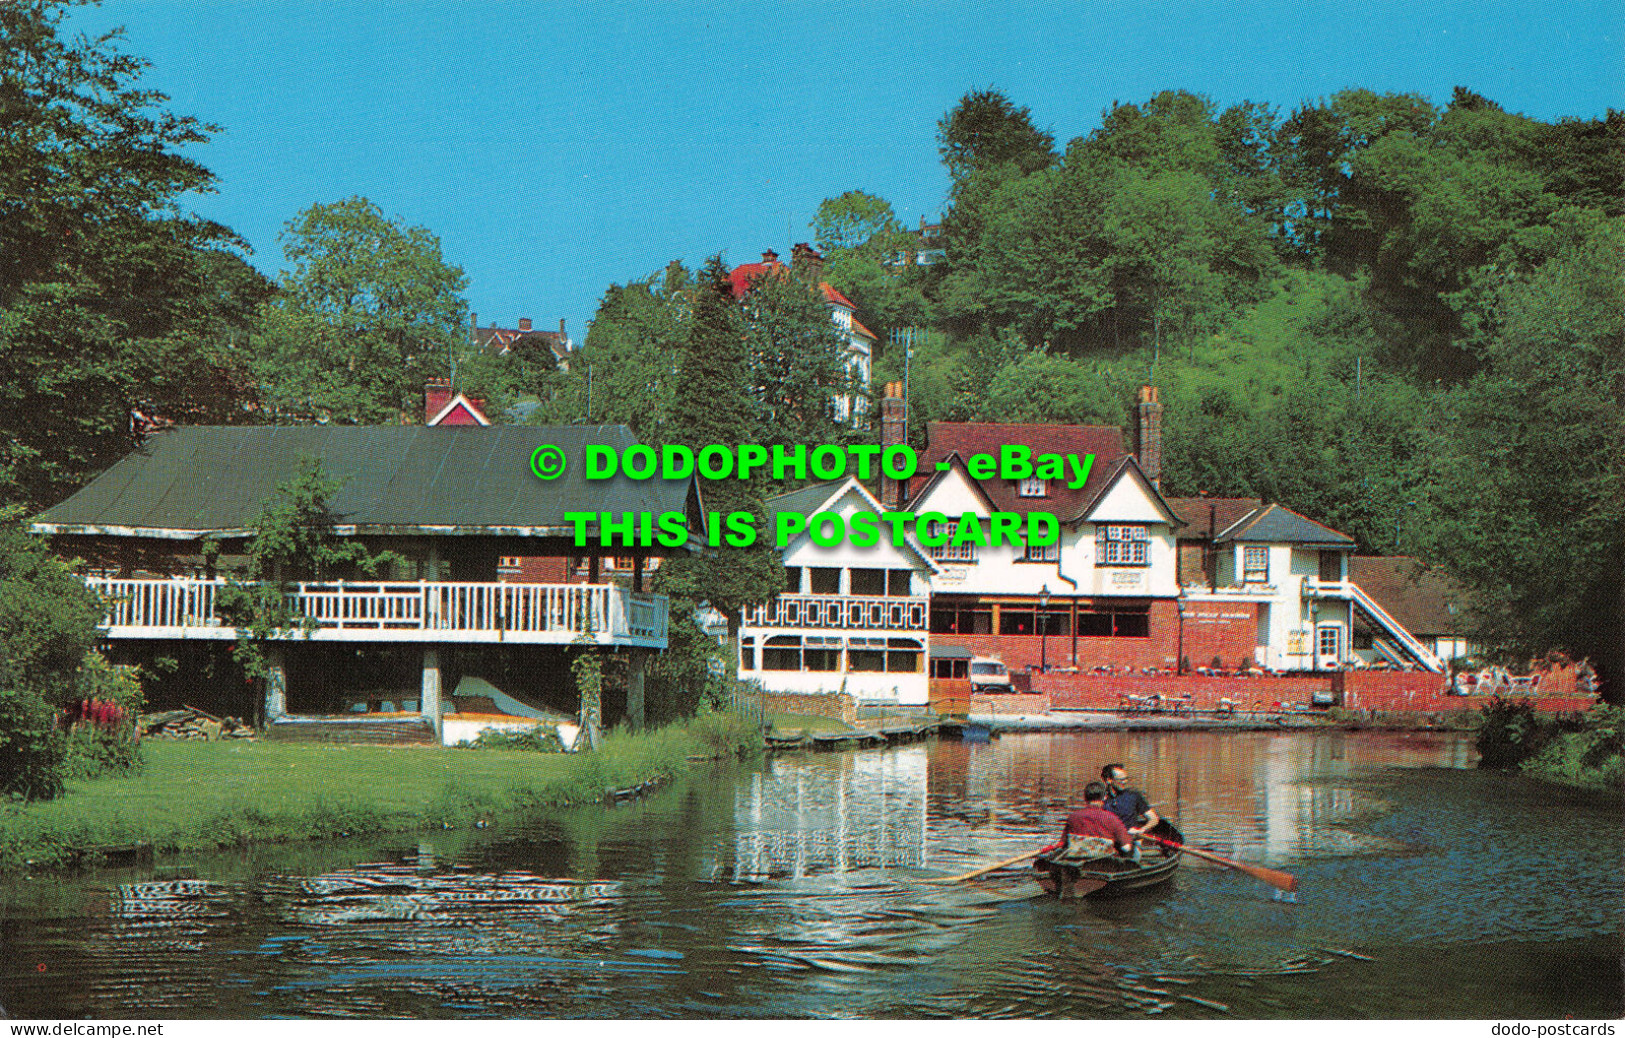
[739,478,937,705]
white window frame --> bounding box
[1023,539,1059,563]
[1096,524,1150,567]
[926,520,976,563]
[1017,476,1047,498]
[1242,545,1269,583]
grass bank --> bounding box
[0,712,759,873]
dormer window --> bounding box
[1018,476,1047,498]
[1096,524,1150,566]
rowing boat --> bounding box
[1032,820,1183,898]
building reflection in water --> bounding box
[732,745,930,880]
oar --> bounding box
[927,847,1048,884]
[1141,833,1298,892]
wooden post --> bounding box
[421,648,443,741]
[626,648,647,730]
[631,552,644,592]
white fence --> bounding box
[742,593,929,632]
[85,577,668,648]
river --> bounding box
[1,731,1619,1019]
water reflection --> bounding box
[0,731,1617,1020]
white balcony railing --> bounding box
[742,593,929,632]
[85,577,668,648]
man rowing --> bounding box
[1060,781,1138,860]
[1101,762,1161,838]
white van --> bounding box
[969,656,1012,693]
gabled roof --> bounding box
[904,452,1002,516]
[1350,556,1471,635]
[849,317,878,342]
[1216,503,1355,547]
[765,478,939,573]
[821,282,857,311]
[32,425,701,542]
[427,392,491,426]
[1164,497,1265,539]
[911,422,1128,520]
[1069,454,1185,528]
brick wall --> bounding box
[762,690,856,725]
[1179,602,1258,672]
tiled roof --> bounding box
[1216,503,1355,546]
[821,282,857,311]
[763,481,843,533]
[1165,496,1264,539]
[1351,556,1471,635]
[728,260,781,298]
[910,422,1128,520]
[850,317,878,341]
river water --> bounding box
[1,731,1619,1019]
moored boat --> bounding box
[1033,820,1183,898]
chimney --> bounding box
[1136,385,1163,488]
[425,378,453,424]
[518,317,532,332]
[880,381,908,509]
[761,248,780,267]
[558,318,567,338]
[791,242,824,286]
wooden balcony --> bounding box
[742,593,929,632]
[85,577,668,649]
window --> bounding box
[762,635,802,671]
[1023,539,1060,562]
[931,657,969,679]
[849,568,886,596]
[1317,625,1341,660]
[925,520,976,563]
[1000,608,1035,635]
[931,603,992,634]
[1076,603,1150,638]
[783,566,802,594]
[809,567,841,594]
[886,637,922,673]
[1018,476,1047,498]
[886,569,912,597]
[498,556,522,569]
[849,639,887,672]
[1096,524,1150,566]
[802,636,841,672]
[1242,546,1269,583]
[740,637,757,671]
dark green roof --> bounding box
[762,481,843,533]
[32,425,700,540]
[1216,503,1355,547]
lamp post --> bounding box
[1038,584,1051,674]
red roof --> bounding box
[850,317,878,341]
[1350,556,1472,635]
[821,282,856,311]
[1164,497,1264,539]
[910,422,1128,519]
[728,259,784,298]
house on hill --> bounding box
[471,315,574,370]
[730,245,877,423]
[31,425,700,742]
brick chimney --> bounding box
[761,248,780,267]
[790,242,824,286]
[518,317,532,332]
[880,381,908,509]
[425,378,453,424]
[1136,385,1163,489]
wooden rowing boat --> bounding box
[1032,820,1183,898]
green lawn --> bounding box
[0,713,757,872]
[766,710,853,735]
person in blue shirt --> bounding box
[1100,762,1161,837]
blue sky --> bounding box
[69,1,1624,344]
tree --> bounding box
[739,266,851,453]
[656,258,783,643]
[938,88,1057,182]
[813,191,904,255]
[0,506,107,798]
[251,197,470,423]
[0,1,257,507]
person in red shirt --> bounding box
[1062,781,1137,858]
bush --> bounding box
[456,725,566,753]
[0,688,67,800]
[1521,705,1624,789]
[1475,696,1557,769]
[62,654,144,779]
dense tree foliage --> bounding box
[0,1,266,508]
[250,197,470,423]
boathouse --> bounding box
[30,424,701,741]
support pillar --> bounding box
[264,646,287,722]
[626,649,648,731]
[421,648,443,741]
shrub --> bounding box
[456,725,566,753]
[62,654,144,779]
[0,688,67,800]
[1475,696,1556,768]
[1521,705,1624,789]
